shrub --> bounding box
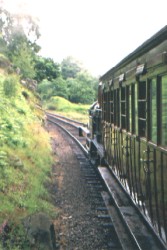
[3,76,18,97]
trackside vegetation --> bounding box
[46,96,90,123]
[0,72,56,249]
[0,5,97,248]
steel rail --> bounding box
[47,115,141,249]
[47,114,167,250]
[47,114,88,157]
[46,111,86,127]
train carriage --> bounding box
[88,26,167,245]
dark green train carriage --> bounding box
[90,26,167,245]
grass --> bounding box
[0,110,55,221]
[0,72,57,248]
[0,73,90,248]
[46,96,90,123]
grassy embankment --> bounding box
[45,96,90,124]
[0,58,91,248]
[0,68,56,248]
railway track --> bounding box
[46,112,167,250]
[46,112,88,153]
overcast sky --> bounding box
[1,0,167,76]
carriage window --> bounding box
[138,81,146,137]
[114,90,116,124]
[129,84,136,133]
[117,89,120,126]
[130,84,135,133]
[126,86,129,131]
[161,76,167,146]
[114,89,120,126]
[110,90,114,123]
[150,78,157,143]
[135,84,138,134]
[121,87,126,129]
[102,91,107,121]
[106,91,110,123]
[129,86,132,132]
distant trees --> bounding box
[0,7,98,104]
[37,77,67,100]
[66,71,97,104]
[34,56,60,82]
[61,56,98,103]
[61,56,82,79]
[37,56,98,104]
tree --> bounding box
[0,34,7,54]
[66,72,97,104]
[0,8,40,46]
[66,78,79,102]
[0,7,40,79]
[52,77,68,99]
[36,55,98,104]
[8,33,36,78]
[70,82,95,104]
[37,77,68,100]
[37,79,53,100]
[61,56,82,79]
[34,56,60,82]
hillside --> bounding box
[0,65,56,248]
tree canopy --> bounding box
[37,57,98,104]
[61,56,83,79]
[0,8,40,45]
[34,56,60,82]
[0,7,98,104]
[0,7,40,79]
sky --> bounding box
[1,0,167,76]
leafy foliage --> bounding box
[0,8,40,45]
[67,71,97,103]
[3,75,18,97]
[61,56,82,79]
[37,57,98,104]
[34,56,60,82]
[0,7,98,105]
[0,34,7,55]
[0,72,55,249]
[0,7,40,79]
[46,96,89,123]
[7,33,36,78]
[0,6,99,248]
[37,79,53,99]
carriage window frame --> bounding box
[130,84,135,134]
[113,88,120,127]
[148,77,157,144]
[120,85,130,131]
[120,86,126,129]
[126,85,130,131]
[106,90,110,123]
[110,89,114,124]
[102,90,107,122]
[160,74,167,147]
[138,80,147,138]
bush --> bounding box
[3,76,18,97]
[47,104,56,110]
